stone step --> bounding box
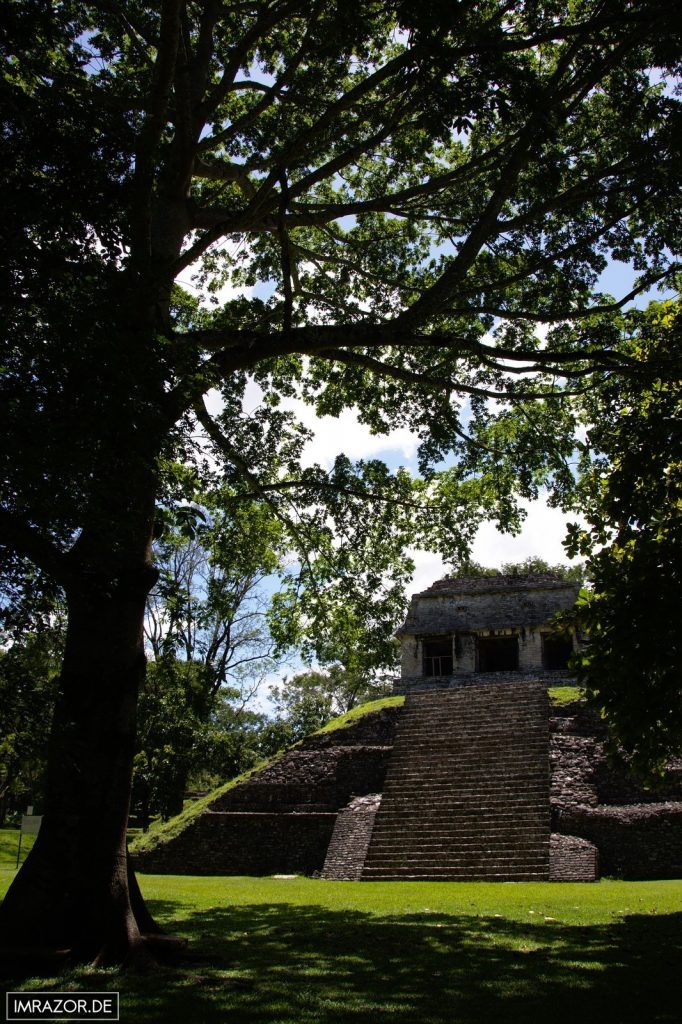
[385,779,548,788]
[366,843,550,855]
[374,802,548,815]
[361,869,550,880]
[365,859,550,870]
[387,760,548,770]
[389,749,547,756]
[362,685,550,882]
[368,836,549,850]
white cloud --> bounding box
[204,387,224,417]
[471,495,584,568]
[291,401,420,469]
[404,496,583,597]
[240,380,421,469]
[407,548,447,594]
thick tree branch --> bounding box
[314,348,584,401]
[199,2,292,119]
[0,509,73,587]
[198,5,323,150]
[131,0,183,258]
[185,135,512,235]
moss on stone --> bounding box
[548,685,585,706]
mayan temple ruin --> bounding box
[133,573,682,882]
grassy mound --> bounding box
[130,756,278,855]
[314,694,405,734]
[130,694,405,856]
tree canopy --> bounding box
[565,298,682,775]
[1,0,681,966]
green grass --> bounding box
[0,828,35,870]
[3,873,682,1023]
[314,694,405,734]
[548,685,585,706]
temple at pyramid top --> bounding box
[395,572,579,691]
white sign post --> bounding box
[16,813,43,869]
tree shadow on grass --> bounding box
[107,899,682,1024]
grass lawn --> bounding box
[2,871,682,1023]
[0,828,35,871]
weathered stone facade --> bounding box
[133,692,682,881]
[550,701,682,879]
[549,833,599,881]
[133,707,399,876]
[396,573,579,689]
[321,794,382,880]
[132,576,682,882]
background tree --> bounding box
[451,557,585,581]
[1,1,680,965]
[0,627,63,826]
[266,664,393,749]
[565,298,682,775]
[146,496,283,693]
[139,496,283,816]
[131,660,263,829]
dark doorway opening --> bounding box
[542,633,573,670]
[477,636,518,672]
[423,638,453,676]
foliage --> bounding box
[451,557,586,580]
[0,628,63,824]
[565,299,682,774]
[4,0,681,605]
[266,665,394,746]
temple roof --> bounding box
[414,572,576,598]
[397,573,579,636]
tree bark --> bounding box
[0,519,178,967]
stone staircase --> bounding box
[361,682,550,880]
[321,794,382,880]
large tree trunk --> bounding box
[0,519,179,968]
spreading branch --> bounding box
[0,510,73,587]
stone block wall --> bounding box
[518,629,542,671]
[136,811,337,876]
[133,704,401,876]
[212,746,391,813]
[401,636,421,677]
[549,833,599,881]
[321,794,381,880]
[555,804,682,879]
[550,705,682,809]
[550,702,682,879]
